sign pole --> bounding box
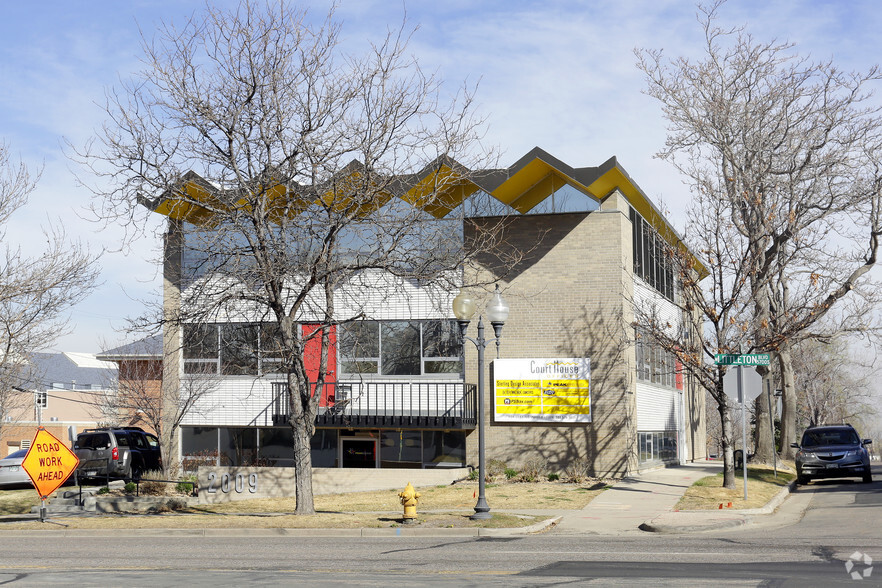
[738,365,748,500]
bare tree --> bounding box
[0,142,99,442]
[76,2,509,513]
[791,335,878,431]
[636,0,882,470]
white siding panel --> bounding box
[634,280,681,337]
[636,381,679,431]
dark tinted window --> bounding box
[115,433,130,447]
[130,433,148,449]
[78,433,111,449]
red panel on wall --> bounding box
[675,359,684,391]
[302,324,337,406]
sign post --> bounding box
[718,354,769,500]
[21,428,80,523]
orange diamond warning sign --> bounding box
[21,428,79,499]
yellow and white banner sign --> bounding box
[493,358,591,423]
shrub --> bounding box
[176,474,198,495]
[138,470,170,495]
[486,459,507,481]
[468,468,479,481]
[96,486,110,495]
[124,482,137,494]
[521,457,548,482]
[565,459,591,483]
[547,473,560,482]
[504,468,518,480]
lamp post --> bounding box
[453,284,509,520]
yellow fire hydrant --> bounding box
[398,482,421,522]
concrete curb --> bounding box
[639,479,797,534]
[0,516,562,538]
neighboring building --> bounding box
[96,335,163,435]
[146,148,707,477]
[1,352,116,456]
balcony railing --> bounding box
[269,381,477,429]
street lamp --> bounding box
[453,284,509,520]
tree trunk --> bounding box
[719,397,736,489]
[291,412,315,515]
[752,374,774,463]
[778,344,798,459]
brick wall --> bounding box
[463,192,637,477]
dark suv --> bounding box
[73,427,162,480]
[791,424,872,485]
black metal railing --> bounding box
[266,381,477,429]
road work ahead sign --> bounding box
[22,428,79,499]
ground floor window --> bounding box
[638,431,678,464]
[181,426,466,469]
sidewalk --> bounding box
[553,459,800,535]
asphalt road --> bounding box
[0,468,879,586]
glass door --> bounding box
[341,438,377,468]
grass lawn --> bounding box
[0,479,609,530]
[676,463,795,510]
[0,489,40,515]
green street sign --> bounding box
[715,353,770,366]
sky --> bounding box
[1,0,882,353]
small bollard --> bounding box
[398,482,421,523]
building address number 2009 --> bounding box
[206,472,258,494]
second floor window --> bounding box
[339,319,462,376]
[183,319,463,377]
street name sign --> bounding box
[715,353,770,366]
[22,428,79,499]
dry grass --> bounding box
[0,479,607,531]
[676,463,795,510]
[0,511,540,530]
[200,480,609,515]
[0,489,40,515]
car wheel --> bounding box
[863,473,873,484]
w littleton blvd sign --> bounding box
[715,353,770,366]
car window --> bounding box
[802,429,860,447]
[93,433,111,449]
[131,433,147,449]
[6,449,28,459]
[145,434,159,449]
[115,433,130,447]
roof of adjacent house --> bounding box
[97,334,163,361]
[28,352,116,391]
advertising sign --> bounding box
[21,428,79,499]
[493,358,591,423]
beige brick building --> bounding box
[149,147,706,478]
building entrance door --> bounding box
[342,438,376,468]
